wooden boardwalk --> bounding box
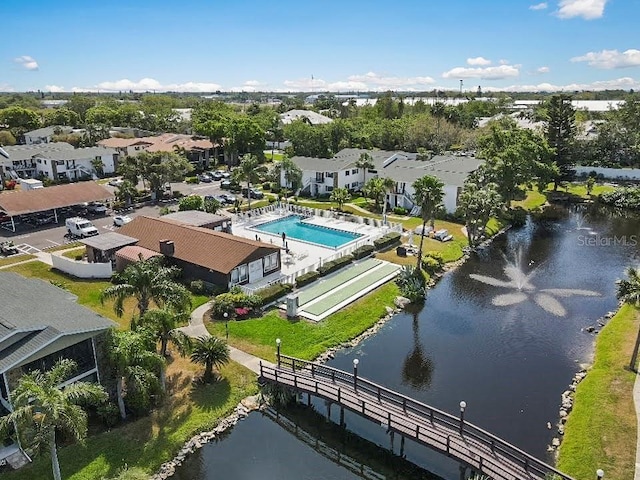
[259,355,573,480]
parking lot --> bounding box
[0,174,256,254]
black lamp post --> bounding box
[596,469,604,480]
[459,401,467,434]
[224,312,229,340]
[276,338,281,367]
[353,358,359,390]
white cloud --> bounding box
[529,2,548,10]
[45,85,65,92]
[442,64,520,80]
[571,49,640,69]
[481,76,640,92]
[90,78,222,92]
[557,0,608,19]
[537,66,550,73]
[282,72,435,92]
[14,55,39,71]
[0,83,15,92]
[467,57,492,66]
[244,80,261,87]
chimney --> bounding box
[159,239,175,256]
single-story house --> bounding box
[81,232,139,264]
[284,148,483,213]
[279,109,333,125]
[161,211,231,233]
[117,216,281,288]
[0,273,115,412]
[0,142,118,181]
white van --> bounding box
[65,217,99,238]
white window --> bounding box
[345,170,350,176]
[264,253,279,272]
[352,169,358,174]
[351,182,358,188]
[230,264,249,285]
[326,186,333,192]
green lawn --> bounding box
[5,359,258,480]
[264,151,284,162]
[0,254,36,267]
[557,304,639,480]
[207,282,400,362]
[6,262,209,329]
[513,190,547,210]
[62,247,86,259]
[45,241,83,252]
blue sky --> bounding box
[2,0,639,93]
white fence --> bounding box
[51,253,113,279]
[575,166,640,180]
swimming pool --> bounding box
[254,215,362,248]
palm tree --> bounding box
[0,359,107,480]
[363,177,386,212]
[330,187,351,211]
[617,266,640,370]
[140,308,191,357]
[412,175,445,269]
[115,179,138,206]
[190,336,230,383]
[108,330,165,420]
[232,154,266,211]
[101,255,191,318]
[278,155,302,196]
[380,177,396,225]
[355,152,374,187]
[90,158,105,177]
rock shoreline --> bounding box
[151,223,513,478]
[151,395,263,480]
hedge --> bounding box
[256,283,293,305]
[317,254,354,276]
[373,232,402,250]
[296,271,320,288]
[352,244,375,260]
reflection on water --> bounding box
[174,206,639,479]
[402,306,434,391]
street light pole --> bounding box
[353,358,359,390]
[459,401,467,434]
[224,312,229,340]
[276,338,281,367]
[596,469,604,480]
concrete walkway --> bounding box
[177,300,274,375]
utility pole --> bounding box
[459,79,463,95]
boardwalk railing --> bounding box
[260,355,574,480]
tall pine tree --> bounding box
[544,94,576,189]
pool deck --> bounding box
[231,210,389,288]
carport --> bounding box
[80,231,138,264]
[0,182,114,232]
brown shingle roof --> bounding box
[98,138,152,148]
[99,134,213,154]
[0,182,114,216]
[118,216,280,274]
[115,245,162,262]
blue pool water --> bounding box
[254,215,362,248]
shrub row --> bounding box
[318,254,354,276]
[373,232,402,250]
[296,271,320,287]
[352,244,375,260]
[256,283,293,305]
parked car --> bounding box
[108,178,124,187]
[210,171,223,181]
[221,193,237,204]
[86,202,107,215]
[113,215,132,227]
[198,174,212,183]
[221,180,240,191]
[0,213,10,223]
[242,187,264,199]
